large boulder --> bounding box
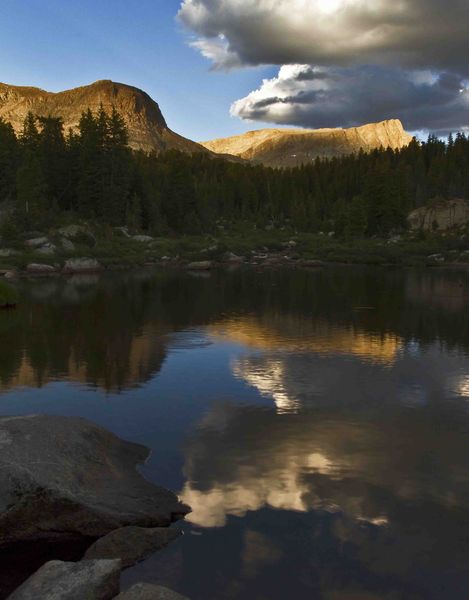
[115,584,189,600]
[63,258,103,273]
[7,559,121,600]
[83,526,181,567]
[408,198,469,231]
[0,415,190,547]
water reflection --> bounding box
[2,267,469,599]
[210,317,403,364]
[181,400,469,528]
[1,267,468,395]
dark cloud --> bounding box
[231,65,469,134]
[178,0,469,73]
[179,0,469,132]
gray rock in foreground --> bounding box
[0,415,190,546]
[7,559,121,600]
[115,583,189,600]
[83,526,181,567]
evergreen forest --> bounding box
[1,107,469,238]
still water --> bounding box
[1,266,469,600]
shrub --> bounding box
[0,280,19,307]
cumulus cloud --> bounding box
[178,0,469,72]
[231,64,469,133]
[178,0,469,132]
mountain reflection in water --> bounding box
[1,266,469,600]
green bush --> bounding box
[0,280,19,307]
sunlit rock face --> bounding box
[0,80,208,155]
[202,120,413,168]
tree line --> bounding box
[0,107,468,238]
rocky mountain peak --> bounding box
[0,80,206,154]
[202,119,414,168]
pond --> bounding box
[1,266,469,600]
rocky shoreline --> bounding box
[1,222,469,280]
[0,415,191,600]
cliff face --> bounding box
[0,80,208,154]
[202,120,413,168]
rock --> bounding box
[301,259,324,268]
[114,227,131,238]
[0,249,18,258]
[3,270,17,279]
[83,526,181,567]
[61,238,76,252]
[132,235,154,243]
[7,559,121,600]
[201,119,413,168]
[63,258,103,273]
[24,237,48,248]
[0,80,208,156]
[427,253,445,263]
[58,225,89,239]
[35,243,56,256]
[408,198,469,231]
[26,263,56,273]
[186,261,214,271]
[0,415,190,547]
[115,584,189,600]
[57,225,96,247]
[223,252,244,264]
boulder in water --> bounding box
[83,526,181,567]
[0,415,190,547]
[7,559,121,600]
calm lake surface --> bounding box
[1,266,469,600]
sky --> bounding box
[1,0,468,140]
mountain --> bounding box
[0,80,208,154]
[201,120,413,168]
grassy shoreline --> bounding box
[1,227,469,275]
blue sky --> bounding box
[1,0,467,138]
[0,0,273,140]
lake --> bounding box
[1,266,469,600]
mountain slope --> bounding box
[201,120,413,168]
[0,80,208,155]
